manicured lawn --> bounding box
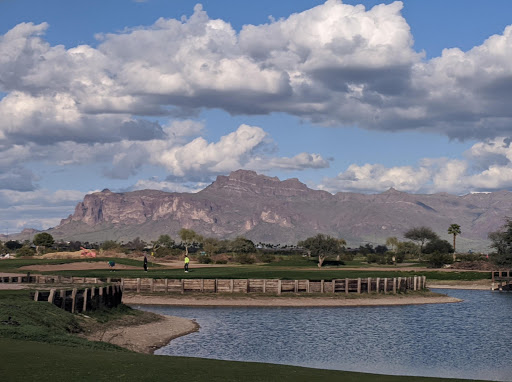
[0,338,482,382]
[43,266,491,281]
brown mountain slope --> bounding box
[48,170,510,251]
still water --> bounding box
[136,290,512,381]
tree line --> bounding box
[1,221,511,268]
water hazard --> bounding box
[135,290,512,381]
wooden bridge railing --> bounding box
[492,270,512,291]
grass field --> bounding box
[0,290,481,382]
[0,256,491,282]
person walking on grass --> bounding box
[108,260,116,272]
[184,254,190,273]
[143,254,148,272]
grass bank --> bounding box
[0,290,481,381]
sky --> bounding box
[1,0,512,234]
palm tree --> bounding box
[447,224,461,261]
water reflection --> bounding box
[136,290,512,381]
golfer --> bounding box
[184,255,190,272]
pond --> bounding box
[134,290,512,381]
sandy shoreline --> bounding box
[123,294,462,307]
[83,314,199,354]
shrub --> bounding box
[257,253,276,263]
[236,253,255,264]
[198,255,213,264]
[215,259,227,264]
[16,246,35,257]
[426,252,454,268]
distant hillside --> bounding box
[26,170,512,251]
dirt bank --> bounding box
[81,312,199,354]
[123,294,462,307]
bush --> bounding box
[197,255,213,264]
[215,259,227,264]
[16,246,35,257]
[257,253,276,263]
[426,252,454,268]
[236,253,255,264]
[456,253,487,262]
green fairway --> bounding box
[46,266,491,281]
[0,257,491,281]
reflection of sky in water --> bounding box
[135,290,512,381]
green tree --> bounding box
[298,234,344,268]
[100,240,120,251]
[4,240,22,251]
[33,233,54,255]
[155,234,175,249]
[202,237,220,256]
[229,237,256,253]
[423,239,454,255]
[488,219,512,268]
[179,228,200,256]
[385,236,399,252]
[447,223,461,261]
[404,226,439,254]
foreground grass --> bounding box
[0,339,481,382]
[0,290,482,381]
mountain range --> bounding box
[9,170,512,251]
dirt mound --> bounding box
[450,261,494,271]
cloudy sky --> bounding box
[1,0,512,234]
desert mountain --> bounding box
[47,169,512,251]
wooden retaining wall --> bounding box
[0,275,117,285]
[492,270,512,292]
[32,284,123,313]
[121,276,427,295]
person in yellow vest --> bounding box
[184,255,190,273]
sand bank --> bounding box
[123,294,462,307]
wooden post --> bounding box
[48,289,56,304]
[165,278,169,293]
[277,280,282,295]
[321,280,325,293]
[306,280,310,293]
[357,278,361,294]
[230,279,234,293]
[345,278,349,295]
[367,277,372,293]
[393,278,397,294]
[136,278,141,293]
[246,279,249,293]
[71,288,77,313]
[413,276,417,291]
[263,279,266,293]
[331,279,336,293]
[60,290,66,308]
[397,277,402,292]
[376,277,380,293]
[83,288,89,312]
[384,278,388,294]
[295,280,299,293]
[150,278,154,292]
[181,279,185,294]
[33,290,39,301]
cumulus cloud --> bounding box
[0,189,85,231]
[319,137,512,195]
[2,1,512,145]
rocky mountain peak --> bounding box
[201,169,316,198]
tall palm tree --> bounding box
[447,224,461,261]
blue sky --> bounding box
[1,0,512,234]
